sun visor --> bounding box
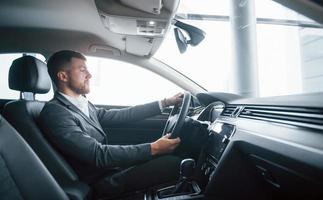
[125,36,154,56]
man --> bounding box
[39,50,183,197]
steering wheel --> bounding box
[162,92,191,139]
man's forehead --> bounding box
[70,57,87,67]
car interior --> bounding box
[0,0,323,200]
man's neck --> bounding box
[58,88,80,98]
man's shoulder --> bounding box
[41,98,68,116]
[43,98,61,109]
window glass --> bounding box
[155,0,323,97]
[177,0,229,16]
[0,54,21,99]
[155,20,231,93]
[0,53,53,100]
[299,28,323,93]
[255,0,313,22]
[255,1,323,97]
[256,25,303,96]
[86,56,183,106]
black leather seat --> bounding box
[2,56,90,200]
[0,114,68,200]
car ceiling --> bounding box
[0,0,322,59]
[273,0,323,24]
[0,0,178,58]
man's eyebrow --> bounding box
[78,65,87,69]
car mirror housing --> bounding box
[173,19,206,53]
[174,28,188,53]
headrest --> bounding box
[9,56,51,94]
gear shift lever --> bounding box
[180,158,195,179]
[172,158,195,194]
[157,158,198,198]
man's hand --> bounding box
[150,134,181,156]
[161,93,184,108]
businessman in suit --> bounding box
[39,50,183,197]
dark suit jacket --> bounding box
[39,92,162,183]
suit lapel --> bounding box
[88,103,100,124]
[88,103,106,133]
[54,92,106,136]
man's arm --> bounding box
[40,103,153,168]
[95,93,184,126]
[96,101,161,126]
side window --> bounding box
[86,56,183,106]
[0,53,53,100]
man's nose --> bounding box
[86,71,92,79]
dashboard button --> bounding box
[222,135,229,144]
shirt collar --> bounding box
[59,92,89,117]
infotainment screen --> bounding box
[209,122,235,138]
[206,122,235,163]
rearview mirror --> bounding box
[174,28,188,53]
[173,19,206,53]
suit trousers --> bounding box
[93,155,182,197]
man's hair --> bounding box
[47,50,86,86]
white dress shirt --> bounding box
[59,92,90,117]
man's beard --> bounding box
[68,81,90,95]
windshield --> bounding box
[155,0,323,97]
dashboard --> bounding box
[188,92,323,199]
[187,104,236,186]
[206,122,235,163]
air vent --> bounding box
[239,106,323,130]
[221,105,240,117]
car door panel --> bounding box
[97,105,170,145]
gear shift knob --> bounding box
[180,158,195,179]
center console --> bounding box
[154,158,201,200]
[120,120,236,200]
[146,121,236,200]
[201,122,235,178]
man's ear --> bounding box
[57,71,69,83]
